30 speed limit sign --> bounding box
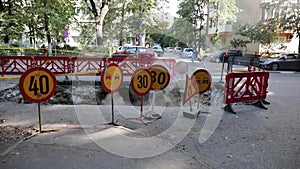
[19,67,56,103]
[130,68,152,96]
[150,65,170,91]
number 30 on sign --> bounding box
[130,68,152,96]
[19,67,57,103]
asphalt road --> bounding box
[0,57,299,169]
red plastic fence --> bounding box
[224,72,269,104]
[0,56,176,77]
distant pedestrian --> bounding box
[191,49,197,63]
[41,44,48,56]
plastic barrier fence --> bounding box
[223,71,269,114]
[0,56,176,77]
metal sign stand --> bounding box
[37,103,42,133]
[220,56,226,82]
[140,96,144,119]
[109,93,117,125]
[189,100,193,112]
[197,94,201,110]
[151,92,155,111]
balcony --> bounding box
[208,24,232,35]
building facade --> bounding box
[259,0,299,53]
[207,0,299,54]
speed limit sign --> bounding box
[130,68,152,96]
[19,67,56,103]
[150,65,170,91]
[192,69,211,94]
[101,63,123,93]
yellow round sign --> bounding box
[192,69,212,94]
[130,68,152,96]
[150,65,170,91]
[19,67,56,103]
[101,63,123,93]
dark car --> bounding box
[112,46,156,59]
[218,50,243,63]
[259,53,300,71]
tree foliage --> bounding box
[210,0,240,24]
[237,20,278,46]
[278,0,300,53]
[0,0,75,47]
[82,0,158,46]
[169,0,208,49]
[0,0,25,43]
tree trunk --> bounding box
[44,0,52,55]
[119,2,126,46]
[95,3,109,46]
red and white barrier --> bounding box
[223,71,270,114]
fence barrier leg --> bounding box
[224,104,236,114]
[262,100,270,105]
[252,100,268,110]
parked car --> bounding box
[206,50,242,63]
[207,51,222,63]
[112,46,156,59]
[218,50,243,63]
[174,47,182,54]
[259,53,300,71]
[152,45,164,57]
[181,48,196,58]
[164,47,173,52]
[116,46,126,52]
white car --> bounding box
[174,47,182,54]
[116,46,126,52]
[152,46,164,57]
[181,48,195,58]
[164,47,173,52]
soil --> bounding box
[0,125,36,154]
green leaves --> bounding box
[0,0,76,44]
[237,19,279,46]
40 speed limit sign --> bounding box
[130,68,153,96]
[19,67,56,103]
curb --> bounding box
[266,71,300,74]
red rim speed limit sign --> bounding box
[130,68,153,96]
[101,63,124,93]
[150,65,170,91]
[19,67,56,103]
[192,69,211,94]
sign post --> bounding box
[101,63,123,125]
[150,65,170,111]
[220,50,228,82]
[130,68,152,122]
[19,67,57,133]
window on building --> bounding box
[261,8,269,20]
